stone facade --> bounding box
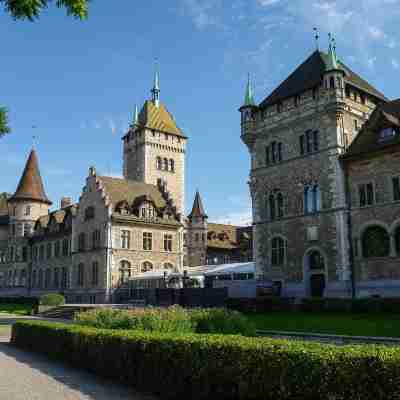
[242,45,400,298]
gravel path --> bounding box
[0,316,156,400]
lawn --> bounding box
[249,312,400,338]
[0,304,32,316]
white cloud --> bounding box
[211,209,252,226]
[368,26,386,40]
[392,59,400,69]
[258,0,282,6]
[179,0,221,30]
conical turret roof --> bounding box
[188,191,207,219]
[10,149,52,205]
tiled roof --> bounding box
[9,149,52,205]
[34,204,77,230]
[138,100,186,138]
[98,176,167,210]
[259,51,386,108]
[207,223,241,250]
[188,191,207,219]
[342,99,400,159]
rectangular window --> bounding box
[62,239,69,256]
[143,232,152,251]
[78,233,86,251]
[278,143,283,162]
[271,142,277,163]
[25,206,31,216]
[92,262,99,286]
[164,234,173,252]
[299,135,305,155]
[39,245,44,260]
[44,269,51,289]
[354,119,359,131]
[265,146,270,165]
[54,241,60,257]
[54,268,59,288]
[121,230,130,249]
[61,267,68,289]
[306,131,312,153]
[77,264,84,286]
[92,230,101,249]
[46,243,52,259]
[359,183,374,207]
[313,131,319,152]
[22,247,28,262]
[393,177,400,201]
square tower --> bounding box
[122,73,187,218]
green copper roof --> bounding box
[243,73,255,107]
[325,35,340,71]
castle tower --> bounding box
[8,148,52,238]
[186,191,208,267]
[122,66,187,217]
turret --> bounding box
[323,34,345,95]
[239,74,258,151]
[8,148,52,238]
[186,191,208,267]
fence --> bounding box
[115,287,228,308]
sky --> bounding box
[1,0,400,225]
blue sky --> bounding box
[2,0,400,225]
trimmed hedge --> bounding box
[11,320,400,400]
[39,293,65,307]
[0,297,38,305]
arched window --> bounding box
[271,237,285,266]
[309,250,324,270]
[164,263,174,270]
[277,193,284,218]
[305,185,321,214]
[141,261,153,273]
[269,194,276,221]
[362,226,390,258]
[395,226,400,256]
[313,185,321,212]
[119,260,132,283]
[163,158,169,171]
[156,157,162,170]
[169,159,175,172]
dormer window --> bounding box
[379,127,396,142]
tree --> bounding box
[1,0,89,137]
[1,0,88,21]
[0,107,10,137]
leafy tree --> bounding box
[1,0,89,21]
[1,0,89,137]
[0,107,10,137]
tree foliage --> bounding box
[0,107,10,137]
[1,0,89,21]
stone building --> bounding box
[0,68,252,302]
[241,39,400,298]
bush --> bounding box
[75,306,254,336]
[12,320,400,400]
[76,306,194,333]
[0,297,38,305]
[39,293,65,307]
[190,308,256,336]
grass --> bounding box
[0,304,32,316]
[249,312,400,338]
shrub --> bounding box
[39,293,65,307]
[12,320,400,400]
[190,308,256,336]
[76,306,194,333]
[75,306,254,336]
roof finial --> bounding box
[243,72,255,107]
[151,58,160,108]
[313,27,319,51]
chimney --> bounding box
[60,197,72,209]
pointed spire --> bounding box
[9,148,52,205]
[243,73,255,107]
[325,33,339,71]
[188,190,207,219]
[151,60,160,108]
[133,104,139,126]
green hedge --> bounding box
[39,293,65,307]
[11,321,400,400]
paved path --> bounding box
[0,316,155,400]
